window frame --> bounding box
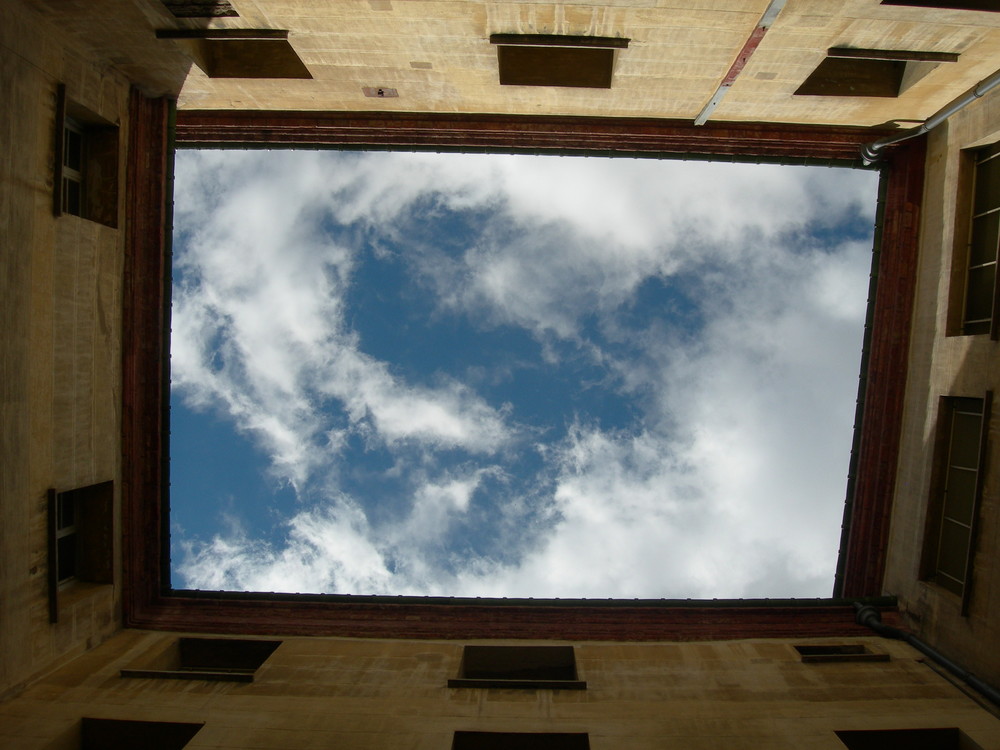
[960,142,1000,337]
[922,394,991,614]
[53,84,120,228]
[47,481,115,624]
[60,117,84,216]
[54,490,80,584]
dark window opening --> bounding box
[81,718,203,750]
[121,637,281,682]
[881,0,1000,10]
[922,395,990,612]
[453,732,590,750]
[155,29,311,79]
[795,48,957,97]
[47,481,114,623]
[962,142,1000,336]
[61,119,83,216]
[161,0,239,17]
[53,85,120,228]
[491,34,629,88]
[836,728,982,750]
[795,644,890,663]
[55,490,78,583]
[449,645,586,689]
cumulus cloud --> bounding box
[171,150,515,491]
[171,149,878,599]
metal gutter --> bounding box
[855,603,1000,708]
[861,67,1000,164]
[695,0,786,126]
[172,588,896,609]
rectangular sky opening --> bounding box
[168,148,880,600]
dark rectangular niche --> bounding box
[836,728,981,750]
[795,644,890,663]
[155,29,311,79]
[491,34,628,88]
[453,732,590,750]
[448,645,586,689]
[881,0,999,10]
[162,0,239,17]
[120,637,281,682]
[81,718,203,750]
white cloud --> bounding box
[171,150,516,492]
[178,497,393,594]
[172,149,878,600]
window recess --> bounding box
[962,142,1000,337]
[53,85,120,227]
[448,645,586,689]
[881,0,1000,10]
[155,28,311,79]
[794,644,889,663]
[161,0,238,17]
[80,718,203,750]
[120,637,281,682]
[795,47,957,97]
[47,481,114,624]
[922,394,991,613]
[490,34,629,89]
[453,732,590,750]
[836,727,982,750]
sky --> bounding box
[168,148,880,600]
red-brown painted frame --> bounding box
[836,138,926,599]
[124,101,922,638]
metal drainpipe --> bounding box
[861,67,1000,165]
[854,603,1000,707]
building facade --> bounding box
[2,0,1000,747]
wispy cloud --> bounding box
[172,149,877,599]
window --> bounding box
[961,142,1000,336]
[161,0,238,17]
[54,490,78,584]
[836,728,982,750]
[453,732,590,750]
[47,481,114,624]
[795,48,957,97]
[80,718,203,749]
[448,646,586,689]
[881,0,999,10]
[490,34,629,88]
[53,85,120,227]
[154,29,311,79]
[794,644,889,663]
[120,637,281,682]
[60,118,84,216]
[922,395,990,611]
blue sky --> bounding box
[169,149,879,598]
